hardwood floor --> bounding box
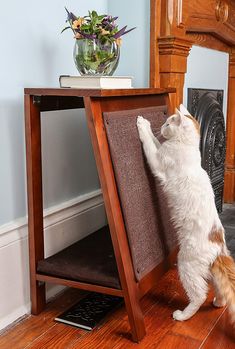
[1,268,234,348]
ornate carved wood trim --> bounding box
[158,36,192,112]
[184,0,235,45]
[186,33,230,52]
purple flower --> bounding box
[113,25,136,39]
[65,7,77,22]
[81,33,97,39]
[63,9,136,41]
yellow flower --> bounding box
[74,33,82,39]
[115,38,122,46]
[101,28,110,35]
[72,18,84,29]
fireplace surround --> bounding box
[187,88,226,212]
[150,0,235,203]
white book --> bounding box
[59,75,133,89]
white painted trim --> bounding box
[0,188,106,332]
[0,189,103,249]
[0,303,31,332]
[44,189,103,228]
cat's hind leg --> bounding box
[173,263,209,321]
[212,276,226,308]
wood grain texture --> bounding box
[24,87,176,97]
[155,332,200,349]
[36,273,123,297]
[26,324,83,349]
[184,0,235,45]
[224,49,235,202]
[1,269,233,349]
[201,312,235,348]
[150,0,161,87]
[158,36,192,108]
[24,94,45,314]
[0,288,85,349]
[224,170,235,203]
[186,33,231,52]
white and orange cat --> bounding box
[137,104,235,322]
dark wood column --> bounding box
[224,49,235,202]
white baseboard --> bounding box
[0,303,31,333]
[0,189,106,331]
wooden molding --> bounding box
[157,36,192,107]
[186,32,231,52]
[229,48,235,77]
[224,170,235,203]
[224,47,235,202]
[215,0,229,23]
[225,49,235,166]
[158,36,193,57]
[150,0,161,87]
[184,0,235,45]
[158,36,192,74]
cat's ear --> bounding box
[179,104,190,116]
[175,108,185,125]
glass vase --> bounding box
[73,39,120,76]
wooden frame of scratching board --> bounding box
[24,87,176,342]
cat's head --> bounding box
[161,104,200,142]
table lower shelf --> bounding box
[37,225,121,291]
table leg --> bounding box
[24,95,45,314]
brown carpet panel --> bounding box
[37,226,121,289]
[103,106,177,280]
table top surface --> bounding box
[24,87,176,97]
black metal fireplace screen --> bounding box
[187,88,226,212]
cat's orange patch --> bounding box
[185,114,200,134]
[211,254,235,324]
[209,226,224,245]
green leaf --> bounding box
[81,24,90,30]
[91,10,98,18]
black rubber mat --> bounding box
[55,292,123,330]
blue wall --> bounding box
[0,0,107,226]
[108,0,150,87]
[0,0,150,226]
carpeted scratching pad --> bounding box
[103,105,177,281]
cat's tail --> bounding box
[211,255,235,323]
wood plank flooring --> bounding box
[0,268,234,349]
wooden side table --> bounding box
[24,87,175,342]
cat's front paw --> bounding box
[172,310,186,321]
[137,116,151,129]
[137,116,151,142]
